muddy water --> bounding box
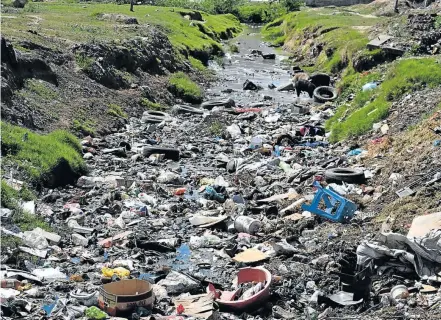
[208,25,312,105]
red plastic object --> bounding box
[207,267,272,310]
[174,188,186,196]
[176,304,185,314]
[234,108,262,113]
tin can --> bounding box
[234,216,261,234]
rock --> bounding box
[12,0,27,8]
[99,14,138,25]
[277,82,295,92]
[83,152,94,160]
[311,254,330,269]
[243,79,260,91]
[179,11,203,21]
[262,53,276,59]
[72,234,88,247]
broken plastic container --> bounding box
[208,267,272,311]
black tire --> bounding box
[141,147,180,161]
[201,98,235,110]
[172,105,204,115]
[141,115,165,123]
[325,168,366,184]
[313,86,337,103]
[145,110,169,117]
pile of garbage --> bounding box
[1,35,441,320]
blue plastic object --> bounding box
[301,181,357,223]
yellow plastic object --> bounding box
[101,267,130,278]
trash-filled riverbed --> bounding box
[1,25,440,320]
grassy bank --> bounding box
[1,122,86,186]
[326,58,441,141]
[235,3,287,23]
[262,8,382,73]
[1,2,242,60]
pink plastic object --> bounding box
[207,267,272,310]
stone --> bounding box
[12,0,27,8]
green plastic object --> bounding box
[85,306,107,320]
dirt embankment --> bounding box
[0,4,241,136]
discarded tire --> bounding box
[313,86,337,103]
[144,110,169,118]
[172,105,204,115]
[141,115,166,123]
[201,98,235,110]
[310,73,331,87]
[325,168,366,184]
[140,146,180,161]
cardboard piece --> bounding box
[189,216,228,228]
[173,293,215,319]
[407,212,441,238]
[257,192,298,203]
[98,279,154,316]
[420,284,437,294]
[233,248,268,264]
[19,246,48,258]
[98,231,133,247]
[283,213,303,222]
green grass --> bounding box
[1,2,241,62]
[140,98,167,110]
[327,58,441,142]
[189,56,206,71]
[168,72,203,103]
[262,8,383,72]
[1,122,86,185]
[1,179,51,249]
[107,104,127,118]
[228,43,239,53]
[25,79,58,99]
[75,53,95,71]
[209,121,223,136]
[235,3,287,23]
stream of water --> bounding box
[208,25,313,106]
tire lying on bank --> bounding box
[172,105,204,115]
[139,146,180,161]
[144,110,169,117]
[313,86,338,103]
[141,111,172,123]
[325,168,366,184]
[201,98,235,110]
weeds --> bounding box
[209,121,223,136]
[107,104,127,118]
[140,98,166,110]
[1,122,85,185]
[25,79,58,99]
[168,72,203,103]
[75,53,95,71]
[327,58,441,141]
[72,119,96,136]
